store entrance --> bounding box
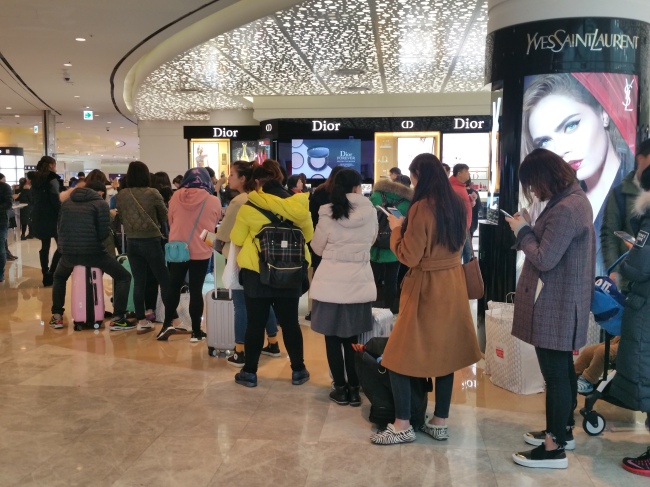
[374,131,440,180]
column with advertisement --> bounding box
[483,17,650,305]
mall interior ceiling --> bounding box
[0,0,489,172]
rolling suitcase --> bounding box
[359,308,395,345]
[205,288,236,356]
[71,266,105,330]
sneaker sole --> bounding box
[110,326,136,331]
[137,327,155,335]
[622,463,650,477]
[330,397,349,406]
[235,379,257,388]
[370,434,416,445]
[292,376,310,386]
[261,351,282,357]
[512,454,568,469]
[49,325,64,329]
[524,435,575,450]
[156,329,176,341]
[227,361,245,368]
[349,401,361,407]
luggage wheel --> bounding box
[208,347,218,357]
[582,411,606,436]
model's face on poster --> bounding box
[528,94,609,181]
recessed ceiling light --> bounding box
[119,126,124,129]
[85,106,90,109]
[74,95,80,98]
[66,126,70,129]
[75,37,86,42]
[107,121,111,124]
[63,62,72,67]
[95,114,100,117]
[5,107,11,110]
[14,114,20,118]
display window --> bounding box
[190,139,230,177]
[374,131,440,179]
[442,133,491,191]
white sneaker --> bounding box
[136,320,154,335]
[370,424,416,445]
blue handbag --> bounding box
[165,200,206,263]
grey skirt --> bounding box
[311,300,373,338]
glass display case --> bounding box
[374,131,440,179]
[0,147,25,185]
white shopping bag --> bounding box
[485,301,545,395]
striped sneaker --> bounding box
[370,424,416,445]
[420,423,449,441]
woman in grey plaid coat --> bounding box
[506,149,596,469]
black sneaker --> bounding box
[524,429,575,450]
[109,316,136,331]
[261,342,281,357]
[235,370,257,388]
[190,330,207,343]
[291,368,310,385]
[348,385,362,407]
[329,385,349,405]
[513,444,568,469]
[156,326,176,341]
[227,351,245,368]
[305,312,311,321]
[622,447,650,477]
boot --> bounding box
[329,385,349,405]
[348,385,362,407]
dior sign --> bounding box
[401,120,414,129]
[526,29,639,55]
[453,118,485,130]
[213,128,239,138]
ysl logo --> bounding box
[623,78,635,112]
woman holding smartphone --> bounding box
[506,148,595,469]
[370,153,481,445]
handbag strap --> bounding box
[129,190,162,237]
[186,200,207,245]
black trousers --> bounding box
[243,295,305,374]
[535,347,577,446]
[39,236,61,276]
[371,261,400,313]
[164,259,209,332]
[325,335,359,387]
[389,370,454,421]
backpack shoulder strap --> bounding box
[380,192,387,206]
[246,201,281,224]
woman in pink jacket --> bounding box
[157,168,221,342]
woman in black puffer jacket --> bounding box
[30,156,63,286]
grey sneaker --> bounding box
[136,320,155,335]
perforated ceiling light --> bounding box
[134,0,487,120]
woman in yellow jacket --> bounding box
[230,160,314,388]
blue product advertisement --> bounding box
[291,139,361,179]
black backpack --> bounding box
[373,192,406,249]
[246,201,307,289]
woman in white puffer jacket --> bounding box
[310,168,378,407]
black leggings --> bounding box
[371,261,400,313]
[39,236,61,275]
[164,259,209,332]
[389,370,454,421]
[535,347,577,446]
[325,335,359,387]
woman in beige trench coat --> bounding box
[370,153,481,446]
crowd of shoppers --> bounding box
[5,144,650,477]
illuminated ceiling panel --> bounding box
[135,0,487,120]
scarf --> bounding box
[180,167,215,194]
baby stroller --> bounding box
[580,253,630,435]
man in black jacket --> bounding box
[49,181,133,329]
[0,173,13,282]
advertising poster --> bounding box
[291,139,361,179]
[521,72,638,274]
[190,139,229,177]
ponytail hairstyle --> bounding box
[330,169,362,220]
[317,165,345,194]
[252,159,283,188]
[231,160,256,192]
[36,155,56,174]
[404,153,466,253]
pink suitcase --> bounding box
[71,266,105,330]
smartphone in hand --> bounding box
[500,208,513,219]
[614,230,636,245]
[387,207,402,218]
[376,206,391,217]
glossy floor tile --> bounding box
[1,236,649,486]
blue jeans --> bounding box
[461,234,473,263]
[0,225,7,279]
[232,288,278,343]
[126,237,169,320]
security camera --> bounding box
[64,75,70,82]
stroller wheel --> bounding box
[583,412,606,436]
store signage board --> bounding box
[312,120,341,132]
[183,125,260,140]
[83,110,93,121]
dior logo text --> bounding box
[526,29,639,55]
[454,118,485,130]
[213,128,239,138]
[312,120,341,132]
[401,120,414,129]
[265,124,273,132]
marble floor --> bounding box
[1,233,649,486]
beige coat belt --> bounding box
[416,256,460,272]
